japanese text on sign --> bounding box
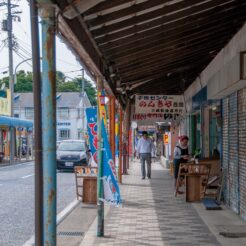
[135,95,184,114]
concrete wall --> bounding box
[184,22,246,109]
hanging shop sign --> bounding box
[132,113,181,124]
[135,95,185,114]
[138,125,156,132]
[0,89,11,116]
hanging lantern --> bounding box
[99,94,105,106]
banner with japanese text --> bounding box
[85,107,98,167]
[101,120,121,206]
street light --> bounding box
[14,58,32,84]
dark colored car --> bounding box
[56,140,90,170]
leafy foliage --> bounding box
[0,70,97,105]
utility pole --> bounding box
[1,0,21,163]
[81,68,85,138]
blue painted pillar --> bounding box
[40,5,57,245]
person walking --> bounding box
[137,131,153,179]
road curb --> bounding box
[22,199,80,246]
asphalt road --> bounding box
[0,162,77,246]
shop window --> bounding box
[59,129,70,140]
[57,107,69,119]
[25,107,34,119]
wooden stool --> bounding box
[83,177,97,204]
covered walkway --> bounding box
[28,1,246,244]
[81,160,220,246]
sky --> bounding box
[0,0,93,83]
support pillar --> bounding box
[40,5,57,245]
[109,96,115,162]
[97,76,104,237]
[118,107,123,184]
[123,98,131,173]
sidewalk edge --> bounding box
[79,204,111,246]
[22,199,80,246]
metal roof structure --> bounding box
[45,0,246,101]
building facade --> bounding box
[179,23,246,221]
[13,92,92,142]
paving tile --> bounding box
[80,160,221,246]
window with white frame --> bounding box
[58,129,70,140]
[25,107,34,119]
[57,107,69,119]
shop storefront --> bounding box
[0,116,33,161]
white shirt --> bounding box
[137,137,153,154]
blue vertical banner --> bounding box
[86,107,122,205]
[85,107,98,166]
[101,120,121,206]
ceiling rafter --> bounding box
[100,17,239,55]
[103,24,234,60]
[95,1,244,44]
[90,0,232,36]
[86,0,170,28]
[84,0,135,16]
[98,7,246,50]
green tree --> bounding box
[0,70,97,105]
[0,70,33,92]
[57,77,97,106]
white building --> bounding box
[13,92,92,141]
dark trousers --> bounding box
[140,153,151,178]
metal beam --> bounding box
[40,4,57,245]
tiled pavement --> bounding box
[81,160,220,246]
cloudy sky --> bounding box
[0,0,92,82]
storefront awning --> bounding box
[0,116,33,128]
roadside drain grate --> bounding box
[57,231,84,237]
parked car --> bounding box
[56,139,90,170]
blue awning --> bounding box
[0,116,33,128]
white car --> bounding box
[56,139,90,170]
